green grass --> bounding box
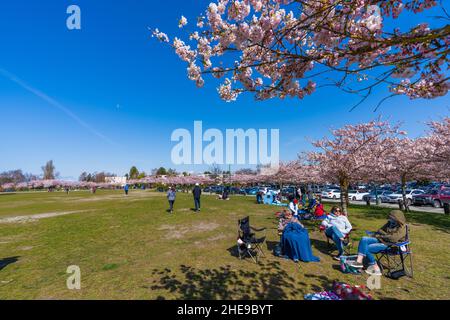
[0,190,449,300]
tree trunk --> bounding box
[340,178,350,215]
[401,174,409,212]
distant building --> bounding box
[105,176,127,185]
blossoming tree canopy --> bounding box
[307,119,405,213]
[153,0,449,102]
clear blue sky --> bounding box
[0,1,449,180]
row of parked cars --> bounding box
[319,185,450,208]
[202,183,450,208]
[203,185,294,197]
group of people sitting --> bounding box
[276,203,407,276]
[287,195,326,220]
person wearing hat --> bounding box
[192,183,202,212]
[350,210,407,275]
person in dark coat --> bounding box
[167,186,176,214]
[192,183,202,212]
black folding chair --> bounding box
[237,216,266,263]
[373,225,414,278]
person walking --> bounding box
[124,184,129,196]
[167,186,176,214]
[193,183,202,212]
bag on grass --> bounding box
[339,255,361,274]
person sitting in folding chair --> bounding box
[350,210,406,276]
[280,217,320,263]
[320,206,352,260]
[313,200,327,219]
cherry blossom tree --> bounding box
[307,119,404,214]
[381,136,432,209]
[154,0,449,104]
[427,117,450,165]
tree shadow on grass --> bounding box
[146,261,304,300]
[310,238,333,256]
[226,245,240,259]
[0,256,20,271]
[266,241,279,252]
[303,273,340,293]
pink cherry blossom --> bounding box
[153,0,448,102]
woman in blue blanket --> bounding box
[281,217,320,263]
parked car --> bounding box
[412,188,450,208]
[362,190,395,203]
[229,187,246,195]
[386,189,425,205]
[245,187,259,195]
[321,188,341,199]
[348,190,369,201]
[281,186,296,198]
[203,186,219,193]
[203,186,214,193]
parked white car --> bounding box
[348,190,369,201]
[386,189,425,205]
[321,189,341,199]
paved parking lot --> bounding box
[322,198,446,214]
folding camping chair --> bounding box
[368,225,413,279]
[237,216,266,263]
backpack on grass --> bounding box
[339,255,361,274]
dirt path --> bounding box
[0,210,90,224]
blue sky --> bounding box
[0,1,449,179]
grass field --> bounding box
[0,190,449,300]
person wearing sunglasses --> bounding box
[321,206,353,260]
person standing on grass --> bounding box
[124,184,129,196]
[193,183,202,212]
[167,186,176,214]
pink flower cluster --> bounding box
[154,0,448,102]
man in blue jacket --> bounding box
[193,183,202,212]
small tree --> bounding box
[155,167,168,176]
[137,172,147,179]
[129,166,140,180]
[42,160,58,180]
[209,163,223,179]
[167,168,179,177]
